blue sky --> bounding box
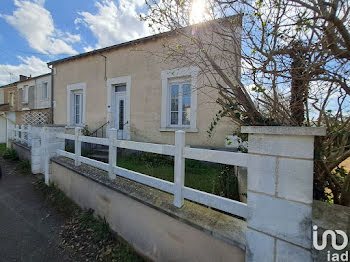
[0,0,150,85]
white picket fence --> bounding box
[56,127,249,218]
[12,124,32,146]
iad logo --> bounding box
[313,225,349,261]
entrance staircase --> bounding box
[84,122,109,162]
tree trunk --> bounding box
[290,42,307,125]
[341,172,350,207]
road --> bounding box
[0,158,77,262]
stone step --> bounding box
[94,148,109,154]
[87,154,108,163]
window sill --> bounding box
[160,127,198,133]
[66,124,86,129]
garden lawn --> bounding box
[117,154,223,195]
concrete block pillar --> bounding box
[241,126,326,262]
[32,125,65,183]
[30,126,43,174]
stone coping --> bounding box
[241,126,326,136]
[51,156,247,250]
[12,141,31,150]
[312,200,350,233]
[31,124,66,127]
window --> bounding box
[67,83,86,126]
[0,89,4,104]
[9,92,14,106]
[161,67,199,131]
[169,81,191,126]
[73,92,83,125]
[42,82,48,100]
[23,85,29,103]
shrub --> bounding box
[3,148,18,160]
[0,144,7,156]
[213,165,240,201]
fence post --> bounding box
[75,127,82,166]
[15,124,19,141]
[174,130,185,208]
[27,125,32,146]
[108,128,118,179]
[40,127,50,185]
[241,126,326,262]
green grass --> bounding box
[0,143,6,156]
[117,153,237,198]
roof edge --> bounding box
[0,72,51,89]
[48,15,242,66]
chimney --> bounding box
[19,75,29,81]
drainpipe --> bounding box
[97,52,107,81]
[97,52,110,134]
[47,64,54,124]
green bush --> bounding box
[0,144,7,156]
[65,145,74,153]
[213,165,240,201]
[3,148,18,160]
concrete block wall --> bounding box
[242,126,326,262]
[30,125,65,177]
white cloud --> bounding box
[75,0,150,50]
[1,0,79,55]
[83,46,94,52]
[0,56,50,85]
[62,32,81,44]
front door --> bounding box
[114,86,127,139]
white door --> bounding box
[114,86,127,139]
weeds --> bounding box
[17,160,31,174]
[34,179,79,217]
[3,148,18,160]
[34,179,143,261]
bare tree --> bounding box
[142,0,350,205]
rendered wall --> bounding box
[0,117,6,143]
[52,36,239,148]
[51,161,245,262]
[12,141,31,161]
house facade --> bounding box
[16,73,52,125]
[49,27,240,147]
[0,83,18,143]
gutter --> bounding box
[47,64,54,124]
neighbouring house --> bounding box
[16,73,52,126]
[0,81,18,143]
[48,22,241,148]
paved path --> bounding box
[0,158,78,262]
